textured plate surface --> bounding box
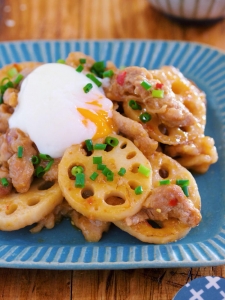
[0,40,225,270]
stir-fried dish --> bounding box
[0,52,218,244]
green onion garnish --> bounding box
[103,70,114,78]
[139,112,151,123]
[159,179,170,185]
[93,156,102,164]
[86,73,102,87]
[93,143,107,150]
[138,164,151,177]
[102,167,113,176]
[152,89,164,98]
[13,74,24,85]
[76,65,84,73]
[71,166,84,176]
[90,172,99,181]
[44,159,54,172]
[141,81,152,90]
[35,166,45,178]
[97,164,106,170]
[85,139,93,151]
[7,67,18,78]
[31,155,40,165]
[1,177,9,187]
[17,146,24,158]
[135,186,143,195]
[75,173,85,188]
[79,58,86,64]
[83,83,93,93]
[128,100,142,110]
[57,59,66,64]
[176,179,189,186]
[39,153,53,160]
[107,173,114,181]
[182,185,189,197]
[105,136,119,147]
[90,61,105,78]
[118,167,126,176]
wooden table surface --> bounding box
[0,0,225,299]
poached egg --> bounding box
[9,63,114,157]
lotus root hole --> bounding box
[128,180,140,190]
[27,197,40,206]
[126,151,137,159]
[68,164,85,180]
[158,124,169,136]
[159,166,169,178]
[147,219,162,229]
[81,186,94,199]
[104,193,125,206]
[120,142,127,149]
[5,203,18,215]
[130,163,140,173]
[38,181,55,190]
[81,143,93,156]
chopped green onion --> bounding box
[176,179,190,186]
[93,156,102,164]
[182,185,189,197]
[85,139,93,151]
[79,58,86,64]
[13,74,24,85]
[90,172,99,181]
[76,65,84,73]
[103,70,114,78]
[31,155,40,165]
[135,186,143,195]
[75,173,85,188]
[57,59,66,64]
[93,143,107,150]
[90,61,105,78]
[118,167,126,176]
[141,81,152,90]
[1,77,11,86]
[7,67,18,78]
[71,166,84,176]
[159,179,170,185]
[17,146,24,158]
[39,153,53,160]
[152,89,164,98]
[105,136,119,147]
[107,173,114,181]
[1,177,9,187]
[83,83,93,93]
[128,100,142,110]
[44,159,54,172]
[139,112,151,123]
[97,164,106,170]
[0,95,3,104]
[138,164,151,177]
[102,167,113,176]
[86,73,102,87]
[35,166,45,178]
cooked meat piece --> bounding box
[104,66,153,101]
[0,162,12,196]
[0,104,13,133]
[125,185,201,228]
[112,110,158,157]
[3,88,18,108]
[31,201,110,242]
[4,128,37,193]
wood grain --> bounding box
[0,0,225,299]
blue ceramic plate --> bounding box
[0,40,225,270]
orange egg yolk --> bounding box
[77,107,115,139]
